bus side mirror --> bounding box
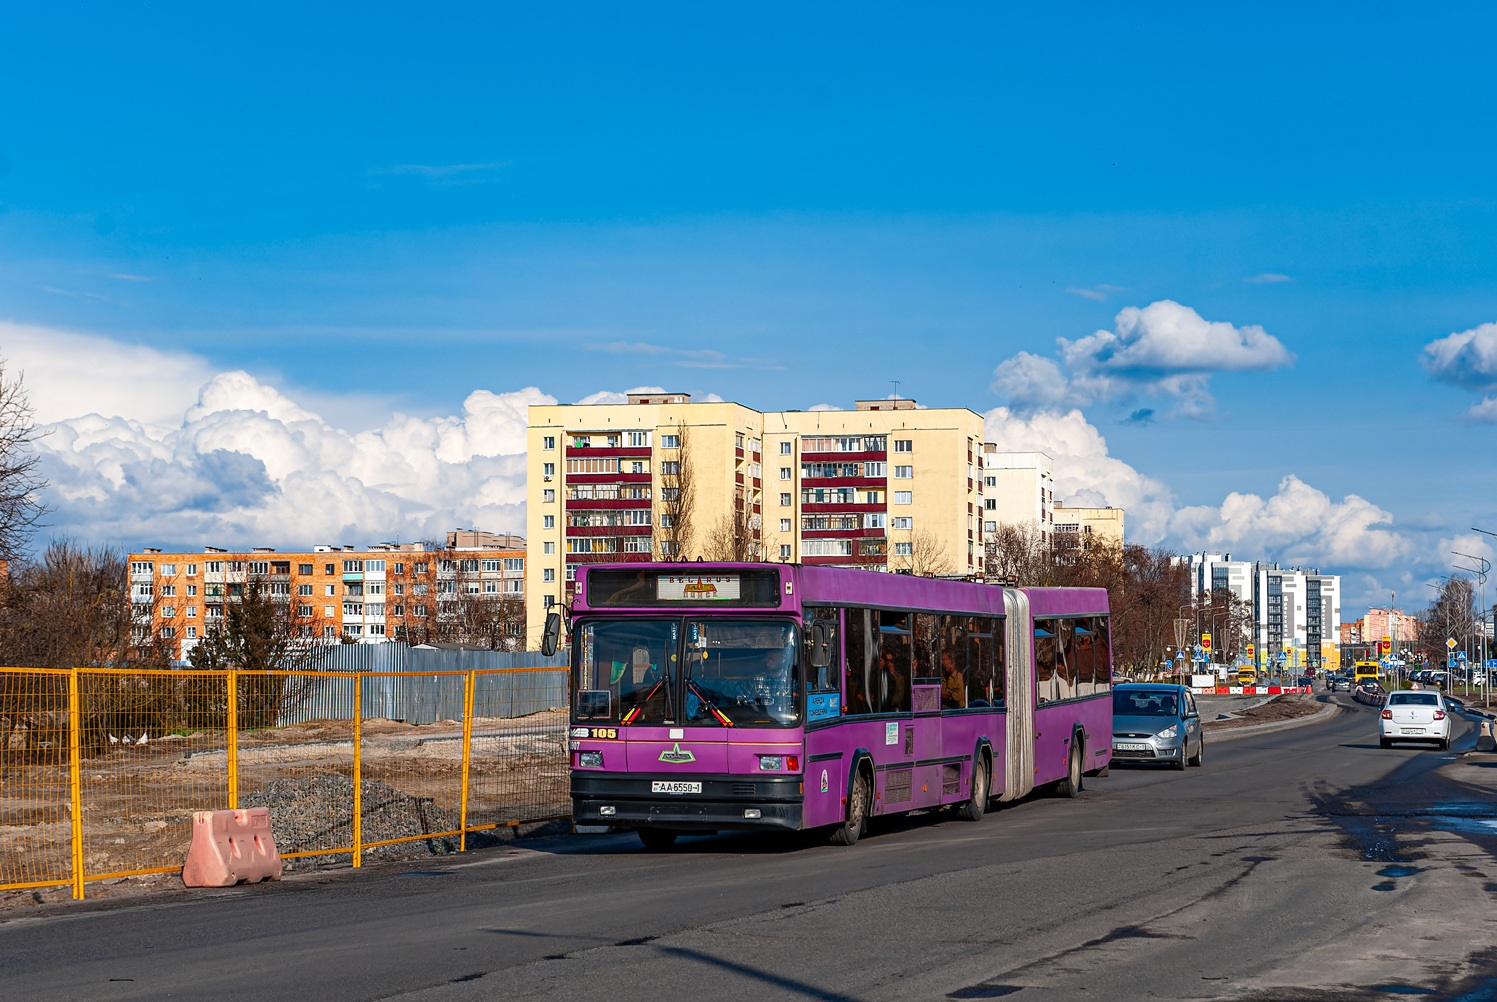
[541,612,563,657]
[808,622,832,669]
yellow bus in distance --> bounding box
[1237,667,1257,686]
[1353,660,1380,686]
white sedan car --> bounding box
[1380,690,1451,750]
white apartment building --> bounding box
[980,449,1055,541]
[1183,553,1341,670]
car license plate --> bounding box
[1115,742,1148,751]
[1403,727,1425,734]
[651,781,702,794]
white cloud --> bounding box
[2,319,215,425]
[38,367,550,549]
[982,407,1416,572]
[1170,475,1413,569]
[1243,273,1293,284]
[992,300,1294,418]
[1421,321,1497,420]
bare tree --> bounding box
[893,527,954,577]
[704,489,761,561]
[657,421,695,560]
[0,364,47,561]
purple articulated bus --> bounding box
[554,562,1112,849]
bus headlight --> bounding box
[759,755,784,771]
[579,751,603,768]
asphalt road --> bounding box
[6,693,1497,1002]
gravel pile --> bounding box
[241,774,461,864]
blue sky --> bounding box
[3,2,1497,616]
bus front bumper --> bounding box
[571,772,804,832]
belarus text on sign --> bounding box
[657,574,742,601]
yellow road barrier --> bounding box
[0,666,569,899]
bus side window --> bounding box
[913,613,940,682]
[1057,620,1077,701]
[1073,620,1096,697]
[845,608,876,715]
[966,617,995,708]
[1035,621,1059,704]
[1093,617,1112,690]
[806,607,841,691]
[940,615,966,710]
[878,611,912,714]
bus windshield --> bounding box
[684,619,799,727]
[571,617,800,727]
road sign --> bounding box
[1458,650,1468,661]
[1202,633,1212,652]
[1448,638,1459,650]
[1246,643,1255,660]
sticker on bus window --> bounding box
[808,693,841,721]
[885,721,899,745]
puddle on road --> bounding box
[1378,865,1424,878]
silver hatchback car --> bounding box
[1111,684,1205,770]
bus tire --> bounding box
[1056,743,1083,798]
[958,753,989,822]
[637,829,678,851]
[831,767,871,846]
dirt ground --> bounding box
[0,710,569,905]
[1203,693,1326,730]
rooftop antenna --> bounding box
[890,379,901,399]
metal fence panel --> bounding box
[0,662,573,899]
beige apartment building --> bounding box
[1052,505,1125,551]
[526,394,987,644]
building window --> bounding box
[864,462,887,478]
[543,462,556,477]
[660,513,674,528]
[894,542,913,556]
[130,561,153,575]
[297,605,313,617]
[160,625,175,638]
[662,434,680,449]
[343,560,363,573]
[894,491,912,504]
[985,521,997,532]
[543,568,555,582]
[865,513,886,529]
[160,585,176,597]
[345,626,364,637]
[544,595,556,608]
[161,606,176,618]
[862,490,882,504]
[984,476,996,488]
[779,441,792,455]
[543,489,556,503]
[660,461,679,475]
[627,431,649,447]
[660,541,679,556]
[187,585,197,596]
[161,564,176,576]
[779,467,792,480]
[893,516,913,530]
[780,519,792,532]
[984,498,996,510]
[324,605,335,616]
[543,541,555,554]
[248,561,269,575]
[186,563,197,576]
[780,544,792,559]
[543,515,555,529]
[894,439,912,453]
[628,460,649,474]
[367,560,385,572]
[894,465,913,479]
[186,606,197,617]
[779,493,792,506]
[802,539,854,557]
[543,435,555,450]
[186,626,197,639]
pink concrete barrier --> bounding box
[182,807,283,887]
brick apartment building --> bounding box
[129,529,525,660]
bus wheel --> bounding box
[637,829,678,851]
[1056,744,1083,798]
[831,768,870,846]
[958,754,989,822]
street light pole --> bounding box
[1472,527,1497,707]
[1454,551,1488,703]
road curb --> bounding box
[1203,701,1341,743]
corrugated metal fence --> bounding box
[284,646,568,725]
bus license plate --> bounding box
[651,781,702,794]
[1115,742,1148,751]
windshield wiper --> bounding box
[621,676,672,725]
[687,680,735,726]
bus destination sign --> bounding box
[657,574,741,602]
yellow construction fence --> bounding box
[0,666,570,898]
